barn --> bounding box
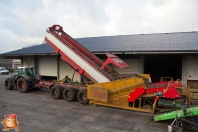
[1,31,198,88]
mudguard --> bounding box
[19,75,32,81]
[34,74,41,81]
[6,77,15,86]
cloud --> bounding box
[0,29,43,53]
[0,0,198,53]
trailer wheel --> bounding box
[77,90,89,104]
[63,87,77,102]
[5,78,13,90]
[50,85,63,99]
[142,104,152,110]
[17,77,30,93]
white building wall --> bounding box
[22,57,34,67]
[12,59,21,69]
[59,59,81,81]
[113,59,140,74]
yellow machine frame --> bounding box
[87,74,157,113]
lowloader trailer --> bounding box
[5,25,197,126]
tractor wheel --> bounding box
[50,85,63,99]
[142,104,152,110]
[17,77,31,93]
[4,78,13,90]
[63,87,77,102]
[77,90,89,104]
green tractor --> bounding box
[4,67,40,93]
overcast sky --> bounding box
[0,0,198,53]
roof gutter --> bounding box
[0,53,57,56]
[93,51,198,54]
[125,51,198,54]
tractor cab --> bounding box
[12,67,35,79]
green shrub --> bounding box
[6,67,14,73]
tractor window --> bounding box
[26,68,30,75]
[27,68,34,75]
[22,68,26,74]
[18,69,22,75]
[18,68,26,75]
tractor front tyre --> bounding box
[63,87,77,102]
[4,78,13,90]
[77,90,89,105]
[17,77,31,93]
[50,86,63,99]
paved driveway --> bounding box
[0,74,195,132]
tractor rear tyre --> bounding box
[50,85,63,99]
[4,78,13,90]
[77,90,89,104]
[63,87,77,102]
[17,77,31,93]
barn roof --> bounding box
[1,31,198,56]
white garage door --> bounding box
[187,55,198,80]
[39,56,57,76]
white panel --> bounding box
[114,59,140,74]
[187,55,198,80]
[59,59,81,81]
[22,57,34,67]
[39,56,57,76]
[45,32,110,83]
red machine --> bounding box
[128,81,181,102]
[45,25,129,84]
